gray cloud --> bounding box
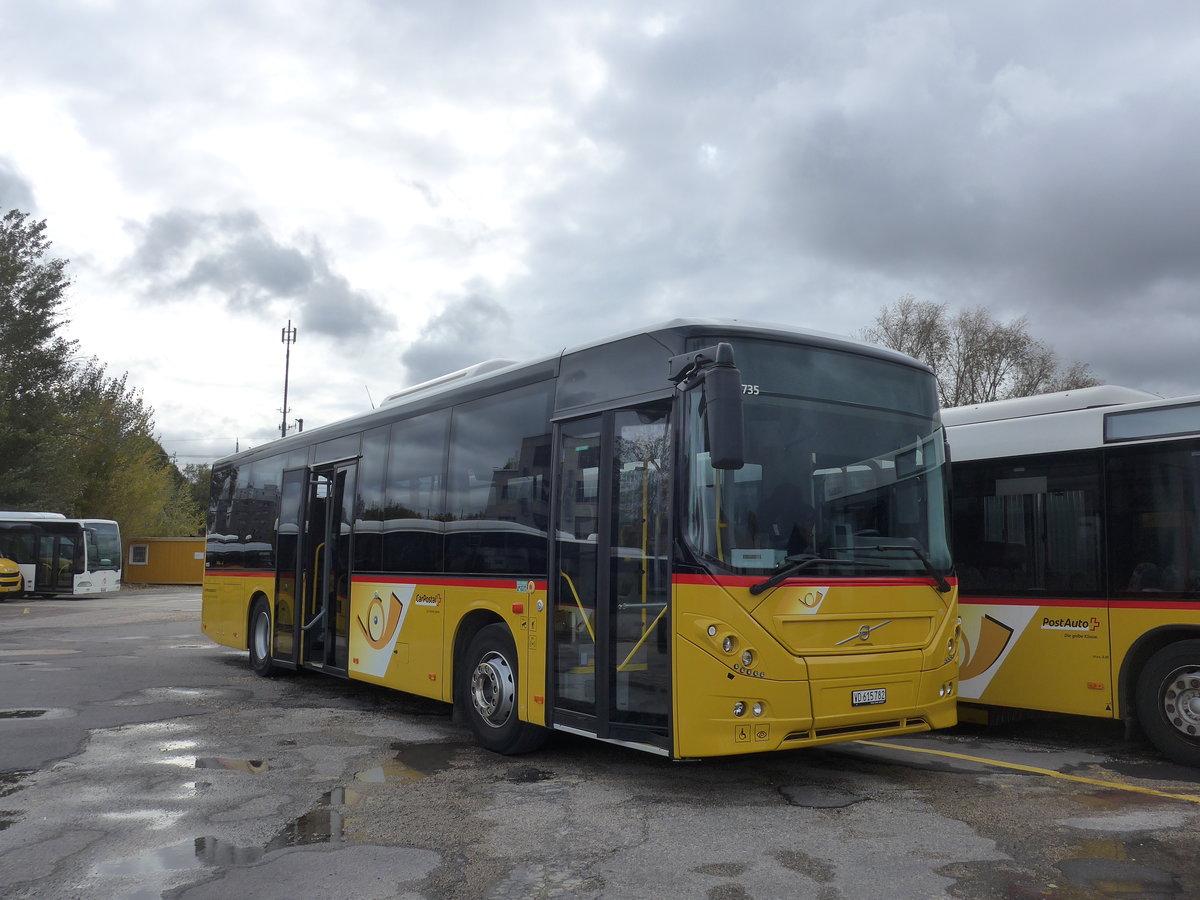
[483,2,1200,385]
[0,158,35,213]
[125,209,393,340]
[399,289,514,384]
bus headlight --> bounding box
[741,649,755,668]
[723,636,736,654]
[945,621,961,664]
[752,702,764,717]
[733,701,747,717]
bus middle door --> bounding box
[300,463,356,674]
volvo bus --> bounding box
[0,512,122,597]
[202,319,959,759]
[945,385,1200,766]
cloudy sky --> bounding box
[3,1,1200,466]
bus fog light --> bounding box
[723,636,736,653]
[741,649,755,667]
[733,701,746,717]
[708,625,718,637]
[752,702,764,717]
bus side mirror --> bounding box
[668,341,745,470]
[703,359,744,470]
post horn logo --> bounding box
[357,591,406,650]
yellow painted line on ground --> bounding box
[859,740,1200,805]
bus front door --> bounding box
[299,463,356,674]
[550,405,672,752]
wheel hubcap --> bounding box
[471,650,515,728]
[1162,666,1200,737]
[254,611,270,660]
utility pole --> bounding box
[280,320,297,438]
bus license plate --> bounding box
[852,688,887,707]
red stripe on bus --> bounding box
[350,575,548,591]
[961,596,1200,611]
[672,573,957,589]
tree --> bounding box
[0,210,78,506]
[58,359,204,536]
[0,208,207,536]
[861,296,1101,407]
[183,464,212,513]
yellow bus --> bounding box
[945,385,1200,766]
[202,320,959,758]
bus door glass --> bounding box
[273,467,307,667]
[37,526,79,593]
[301,463,356,672]
[551,404,671,747]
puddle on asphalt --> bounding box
[0,771,32,799]
[355,741,464,784]
[0,709,46,719]
[96,742,458,884]
[160,755,269,772]
[1055,838,1182,897]
[194,757,269,773]
[0,707,73,720]
[95,783,364,880]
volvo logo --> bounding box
[835,620,893,646]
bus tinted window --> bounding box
[382,410,449,573]
[354,425,389,572]
[445,382,553,575]
[953,453,1101,595]
[1107,441,1200,597]
[241,456,285,569]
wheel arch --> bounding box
[451,608,508,715]
[245,589,273,648]
[1118,624,1200,721]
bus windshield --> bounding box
[684,339,952,580]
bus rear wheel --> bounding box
[460,623,546,755]
[249,597,277,677]
[1136,640,1200,767]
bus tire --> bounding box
[1135,640,1200,767]
[248,597,277,677]
[461,623,546,755]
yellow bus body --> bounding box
[961,598,1200,720]
[0,556,22,595]
[204,569,958,759]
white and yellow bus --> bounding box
[945,385,1200,766]
[202,319,958,759]
[0,512,122,597]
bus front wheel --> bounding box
[460,623,546,755]
[249,597,276,677]
[1136,640,1200,767]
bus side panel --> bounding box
[959,599,1114,718]
[201,573,266,650]
[1109,601,1200,715]
[346,577,544,725]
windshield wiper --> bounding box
[748,554,885,596]
[827,538,952,593]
